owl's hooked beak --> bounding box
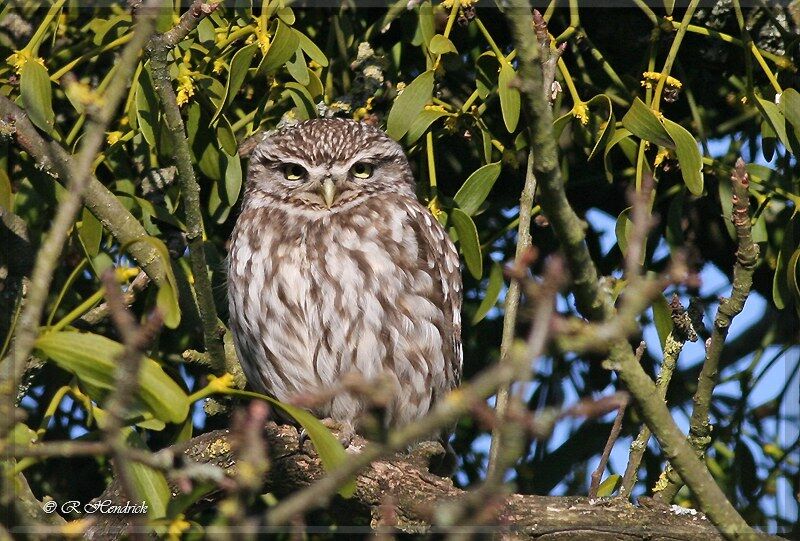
[320,177,337,208]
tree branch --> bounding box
[145,0,227,374]
[504,4,761,538]
[82,423,727,541]
[655,159,759,503]
[0,96,166,285]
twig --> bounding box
[100,271,164,538]
[486,6,564,483]
[0,4,159,438]
[589,375,634,498]
[620,295,697,497]
[654,159,759,504]
[78,271,151,326]
[145,0,227,374]
[505,3,760,538]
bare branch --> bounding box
[655,159,760,503]
[504,3,760,537]
[145,0,227,375]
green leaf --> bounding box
[621,97,673,149]
[498,62,520,133]
[597,474,621,497]
[450,208,483,279]
[779,89,800,155]
[20,60,54,133]
[553,111,572,140]
[454,162,502,216]
[135,63,158,147]
[305,68,324,99]
[756,97,794,154]
[615,207,633,255]
[779,89,800,134]
[429,34,457,55]
[283,82,317,120]
[295,30,329,67]
[475,52,498,100]
[772,218,796,310]
[258,21,299,74]
[216,117,238,157]
[156,280,181,329]
[787,248,800,315]
[212,42,259,124]
[196,17,215,46]
[404,108,448,145]
[652,295,673,350]
[10,422,37,447]
[221,388,354,497]
[125,429,171,519]
[386,70,434,140]
[166,481,216,519]
[276,6,295,24]
[586,94,615,160]
[223,152,242,206]
[472,261,504,324]
[661,117,704,195]
[0,167,11,211]
[418,1,435,53]
[35,331,190,424]
[480,128,493,163]
[665,191,685,250]
[286,47,310,85]
[121,235,181,328]
[78,207,103,257]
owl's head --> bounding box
[246,118,416,212]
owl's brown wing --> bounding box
[405,201,463,393]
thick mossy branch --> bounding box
[503,3,761,538]
[0,97,166,286]
[84,423,726,541]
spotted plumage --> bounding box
[227,118,462,441]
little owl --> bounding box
[227,118,462,445]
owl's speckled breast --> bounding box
[227,194,460,429]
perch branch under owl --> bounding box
[78,422,726,541]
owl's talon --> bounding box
[299,420,355,450]
[297,427,310,450]
[320,418,355,449]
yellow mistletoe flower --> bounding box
[176,74,194,107]
[8,50,45,74]
[641,71,682,90]
[213,58,226,75]
[167,516,191,541]
[654,147,671,167]
[572,101,589,125]
[106,131,124,145]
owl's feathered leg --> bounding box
[298,418,356,450]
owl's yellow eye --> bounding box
[283,163,307,180]
[350,162,374,179]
